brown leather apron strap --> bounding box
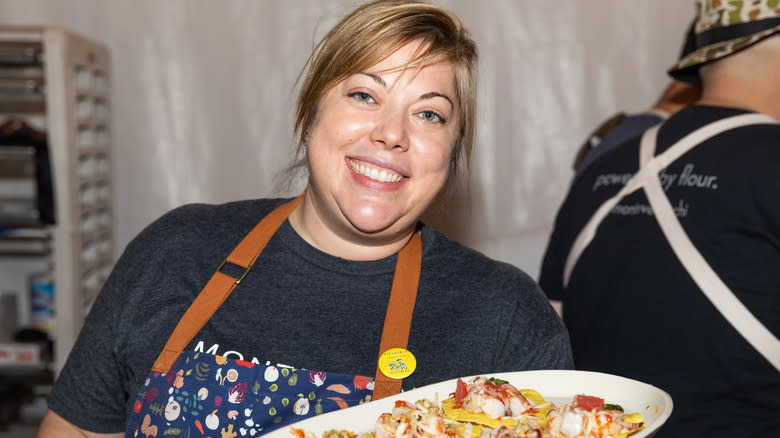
[152,194,303,372]
[372,230,422,400]
[151,192,422,402]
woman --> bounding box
[37,1,573,436]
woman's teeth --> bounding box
[349,160,403,183]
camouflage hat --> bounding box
[668,0,780,83]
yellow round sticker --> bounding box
[378,348,416,379]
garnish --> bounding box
[488,377,509,385]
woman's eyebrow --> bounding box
[359,72,386,88]
[358,72,454,109]
[420,92,454,110]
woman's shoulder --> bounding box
[157,197,290,227]
[420,226,540,293]
[121,197,293,262]
[137,197,290,239]
[418,226,567,345]
[105,197,295,306]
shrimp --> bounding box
[459,377,506,419]
[547,405,590,437]
[374,400,454,438]
[545,402,644,438]
[459,377,534,419]
[498,383,534,417]
[374,413,399,438]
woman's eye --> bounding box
[418,110,445,124]
[349,92,375,103]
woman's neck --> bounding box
[287,194,415,261]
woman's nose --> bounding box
[371,106,409,151]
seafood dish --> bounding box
[265,370,672,438]
[291,375,651,438]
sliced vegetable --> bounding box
[454,378,468,403]
[574,394,604,411]
[488,377,509,386]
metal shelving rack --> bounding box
[0,26,114,375]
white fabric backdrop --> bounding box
[0,0,694,278]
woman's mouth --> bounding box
[348,159,404,183]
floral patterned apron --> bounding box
[125,194,423,437]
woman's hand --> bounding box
[36,409,123,438]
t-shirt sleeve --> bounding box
[46,247,137,433]
[538,217,567,301]
[45,207,184,433]
[494,272,574,371]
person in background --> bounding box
[548,19,701,321]
[539,1,780,436]
[37,1,573,437]
[570,19,701,184]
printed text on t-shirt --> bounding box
[592,163,718,192]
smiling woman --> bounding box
[287,0,479,260]
[36,1,573,438]
[293,41,460,259]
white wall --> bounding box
[0,0,694,278]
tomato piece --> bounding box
[455,378,468,403]
[575,394,604,411]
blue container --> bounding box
[29,270,54,333]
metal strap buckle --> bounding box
[217,259,253,285]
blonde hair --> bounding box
[289,0,478,184]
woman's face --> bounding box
[304,41,459,247]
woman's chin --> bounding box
[344,214,409,239]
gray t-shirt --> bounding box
[48,197,573,433]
